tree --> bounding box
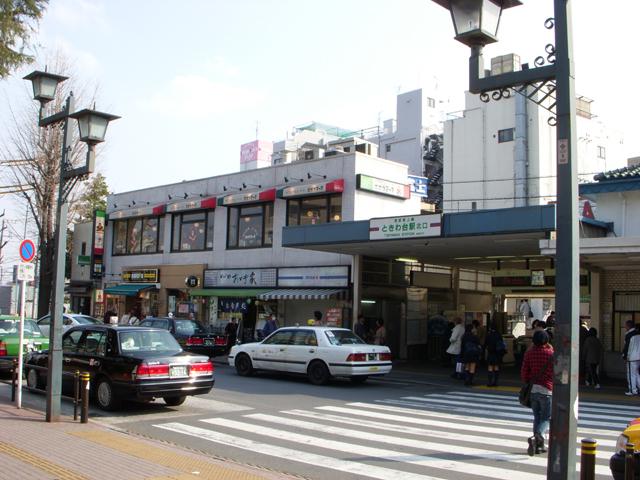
[75,173,109,222]
[0,52,99,317]
[0,0,48,78]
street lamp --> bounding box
[24,69,120,422]
[431,1,578,478]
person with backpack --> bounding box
[461,324,481,386]
[484,322,506,387]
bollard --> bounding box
[580,438,596,480]
[80,372,90,424]
[11,359,17,402]
[73,370,80,421]
[625,442,635,480]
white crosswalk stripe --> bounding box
[154,390,627,480]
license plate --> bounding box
[368,366,379,372]
[170,365,188,377]
[204,340,213,346]
[368,353,376,361]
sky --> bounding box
[0,0,638,267]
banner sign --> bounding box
[122,268,159,283]
[356,174,410,199]
[369,214,441,240]
[109,204,166,220]
[277,179,344,198]
[204,268,277,287]
[408,175,429,197]
[278,266,349,287]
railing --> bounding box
[2,359,90,423]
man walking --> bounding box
[622,320,640,395]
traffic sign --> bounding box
[17,263,35,281]
[19,239,36,263]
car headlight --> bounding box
[616,434,630,453]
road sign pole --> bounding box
[16,278,26,409]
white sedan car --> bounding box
[228,326,392,385]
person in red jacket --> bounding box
[521,330,554,456]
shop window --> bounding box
[597,145,606,159]
[227,203,273,249]
[286,194,342,226]
[171,210,214,252]
[112,216,164,256]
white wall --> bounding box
[591,190,640,237]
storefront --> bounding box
[257,265,350,328]
[103,267,161,321]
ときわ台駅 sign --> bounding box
[369,214,441,240]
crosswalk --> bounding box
[154,390,633,480]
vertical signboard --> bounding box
[91,209,106,279]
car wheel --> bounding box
[163,396,187,407]
[95,377,120,411]
[235,353,254,376]
[26,368,44,390]
[350,376,368,384]
[307,361,331,386]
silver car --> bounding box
[36,313,102,337]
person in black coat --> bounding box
[461,324,481,386]
[484,323,506,386]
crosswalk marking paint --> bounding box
[200,417,546,479]
[154,421,452,480]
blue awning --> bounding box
[104,283,157,296]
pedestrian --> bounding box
[128,309,139,325]
[354,314,367,340]
[313,310,323,325]
[578,319,589,384]
[622,320,640,395]
[119,310,131,325]
[484,322,506,386]
[461,324,481,386]
[373,319,386,346]
[446,317,465,379]
[225,318,238,353]
[582,327,603,389]
[519,299,532,319]
[262,314,278,338]
[472,319,486,364]
[521,330,554,456]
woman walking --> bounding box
[461,324,481,386]
[521,330,554,456]
[484,323,506,386]
[582,327,603,389]
[446,318,465,379]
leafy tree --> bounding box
[75,173,109,222]
[0,0,48,78]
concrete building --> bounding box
[443,55,625,213]
[240,140,273,171]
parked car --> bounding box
[36,313,102,337]
[610,417,640,479]
[25,324,214,410]
[139,317,227,357]
[228,325,392,385]
[0,316,49,372]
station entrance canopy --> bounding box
[281,205,556,271]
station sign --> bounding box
[369,214,441,240]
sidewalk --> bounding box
[0,389,298,480]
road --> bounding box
[79,363,627,480]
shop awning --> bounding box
[258,288,347,300]
[104,283,157,296]
[189,288,272,297]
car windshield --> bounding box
[174,319,207,335]
[24,320,44,336]
[0,320,17,334]
[118,330,181,354]
[324,329,366,346]
[73,315,101,325]
[0,320,42,335]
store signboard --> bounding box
[356,174,410,199]
[408,175,429,197]
[369,214,441,240]
[167,197,217,213]
[93,210,106,254]
[217,188,276,207]
[122,268,159,283]
[278,179,344,198]
[108,204,165,220]
[204,268,277,287]
[278,266,349,287]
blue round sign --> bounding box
[19,239,35,262]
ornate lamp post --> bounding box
[24,70,120,422]
[431,1,578,478]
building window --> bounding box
[427,97,436,108]
[112,216,164,256]
[597,145,606,159]
[498,128,514,143]
[227,204,273,249]
[171,210,214,252]
[286,194,342,226]
[385,144,391,153]
[81,242,86,256]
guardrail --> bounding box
[2,359,90,423]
